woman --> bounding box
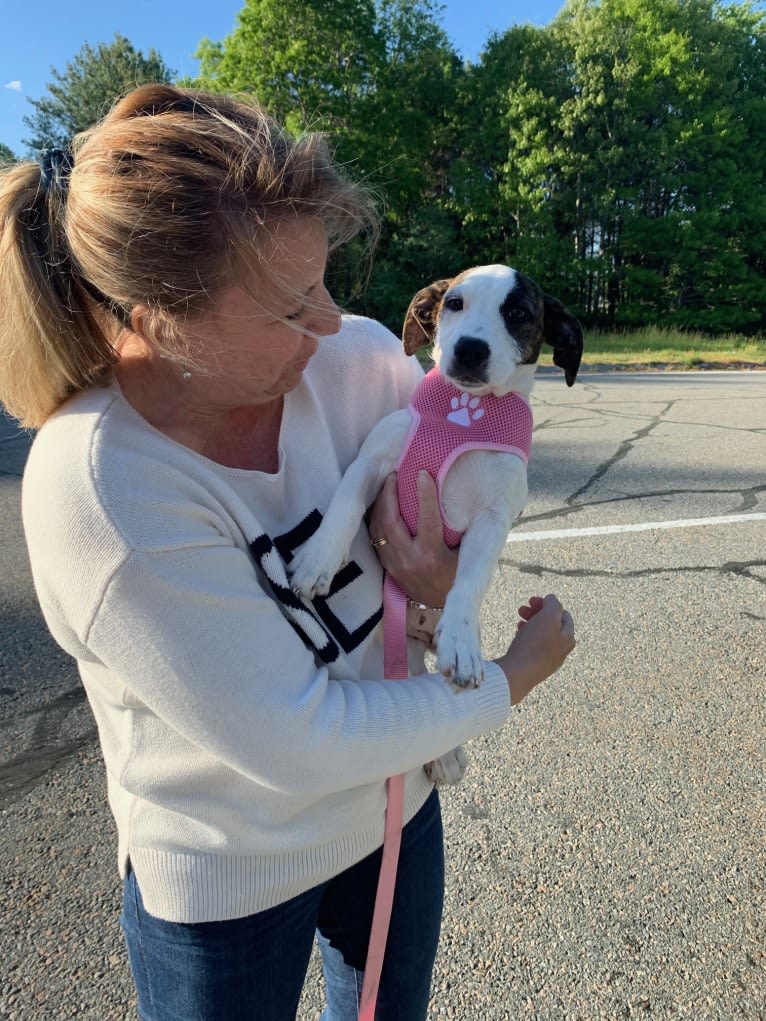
[0,84,575,1020]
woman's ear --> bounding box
[129,304,151,342]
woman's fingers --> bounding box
[517,595,574,641]
[518,595,544,617]
[367,471,457,609]
[560,609,575,641]
[415,471,444,550]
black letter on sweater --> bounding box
[249,531,339,665]
[274,512,382,656]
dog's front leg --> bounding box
[290,410,411,598]
[435,510,514,688]
[437,455,528,688]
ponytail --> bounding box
[0,161,117,428]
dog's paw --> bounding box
[435,618,484,690]
[425,746,469,785]
[289,536,346,599]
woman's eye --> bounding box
[445,296,463,312]
[285,306,306,322]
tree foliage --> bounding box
[22,33,175,153]
[194,0,766,334]
[193,0,462,322]
[456,0,766,333]
[0,143,16,165]
[19,2,766,336]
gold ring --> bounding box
[370,536,388,549]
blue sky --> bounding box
[0,0,565,156]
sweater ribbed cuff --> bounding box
[474,660,512,731]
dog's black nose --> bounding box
[453,337,490,371]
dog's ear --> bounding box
[542,295,584,387]
[402,279,452,355]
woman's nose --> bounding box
[309,286,341,336]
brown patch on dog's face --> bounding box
[402,279,452,355]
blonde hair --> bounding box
[0,84,377,428]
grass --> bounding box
[537,326,766,369]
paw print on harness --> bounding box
[446,391,485,427]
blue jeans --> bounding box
[120,790,444,1020]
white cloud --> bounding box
[4,81,23,92]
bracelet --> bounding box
[407,597,444,613]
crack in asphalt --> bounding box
[0,730,98,810]
[535,382,766,436]
[0,686,93,809]
[0,684,87,722]
[522,484,766,525]
[498,558,766,587]
[528,387,764,523]
[566,402,677,506]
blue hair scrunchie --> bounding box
[39,147,73,195]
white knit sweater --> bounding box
[22,316,510,923]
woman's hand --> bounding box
[367,470,457,609]
[495,593,576,704]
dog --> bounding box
[290,265,583,781]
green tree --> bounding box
[193,0,464,329]
[0,143,16,165]
[358,1,466,323]
[564,0,766,331]
[195,0,379,141]
[482,0,766,332]
[23,33,175,153]
[450,24,573,274]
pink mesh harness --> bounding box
[398,368,533,546]
[358,369,532,1019]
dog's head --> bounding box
[402,265,583,394]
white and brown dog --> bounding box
[290,265,582,775]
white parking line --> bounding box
[505,512,766,543]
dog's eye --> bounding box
[444,296,463,312]
[509,307,528,320]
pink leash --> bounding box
[357,573,409,1020]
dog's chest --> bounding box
[397,370,533,544]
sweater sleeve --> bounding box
[86,540,510,797]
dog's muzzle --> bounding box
[449,336,490,384]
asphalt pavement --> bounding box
[1,371,764,1020]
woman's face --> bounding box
[188,217,341,408]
